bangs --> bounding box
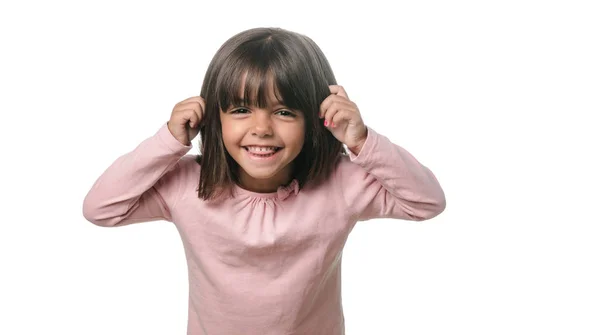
[216,42,305,112]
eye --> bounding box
[230,107,250,114]
[275,109,295,117]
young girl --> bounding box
[83,27,446,335]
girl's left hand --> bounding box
[320,85,368,155]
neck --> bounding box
[238,167,294,193]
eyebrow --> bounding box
[233,97,289,108]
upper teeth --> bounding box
[247,146,278,153]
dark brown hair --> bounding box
[196,27,344,200]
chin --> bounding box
[243,169,282,180]
[233,145,297,184]
[238,159,285,177]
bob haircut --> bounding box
[196,27,345,200]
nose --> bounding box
[251,112,273,137]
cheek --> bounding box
[286,123,305,151]
[220,131,240,158]
[220,126,232,147]
[221,121,243,145]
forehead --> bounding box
[238,72,277,99]
[230,71,286,107]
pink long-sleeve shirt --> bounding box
[82,122,445,335]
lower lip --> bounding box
[244,148,281,161]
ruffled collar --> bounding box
[233,179,299,201]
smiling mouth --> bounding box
[243,146,282,157]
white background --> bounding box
[1,0,599,334]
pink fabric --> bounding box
[83,122,445,335]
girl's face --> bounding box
[220,82,305,193]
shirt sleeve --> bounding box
[82,122,193,227]
[335,127,446,222]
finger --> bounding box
[329,85,349,99]
[323,101,350,127]
[188,96,206,116]
[177,101,204,124]
[187,108,202,128]
[175,108,200,127]
[175,97,205,121]
[322,100,355,127]
[330,109,352,128]
[319,94,351,118]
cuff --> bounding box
[156,122,192,154]
[347,126,377,164]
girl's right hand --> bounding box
[167,96,206,146]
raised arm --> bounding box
[336,127,446,222]
[319,85,445,222]
[82,123,192,227]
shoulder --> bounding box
[158,154,200,186]
[303,153,367,194]
[331,151,369,181]
[177,154,201,178]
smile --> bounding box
[243,146,282,159]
